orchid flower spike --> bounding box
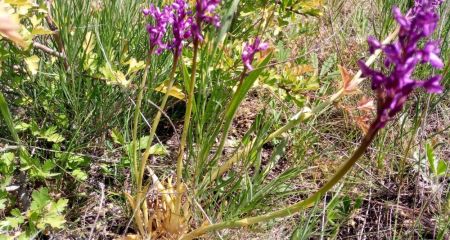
[241,38,269,71]
[143,4,174,54]
[192,0,221,42]
[359,0,444,129]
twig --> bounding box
[45,0,69,69]
[32,42,66,59]
[89,182,105,240]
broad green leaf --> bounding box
[83,31,96,53]
[426,143,437,175]
[39,214,65,229]
[30,188,50,211]
[53,199,68,213]
[126,58,145,75]
[24,55,39,75]
[426,143,447,177]
[82,32,97,71]
[72,169,88,181]
[14,122,30,131]
[155,81,186,100]
[40,126,65,143]
[149,144,168,156]
[1,152,14,166]
[436,160,447,176]
[0,209,24,229]
[41,160,56,172]
[126,137,168,156]
[111,128,125,145]
[0,199,6,210]
[4,0,33,7]
[45,133,65,143]
[319,54,336,77]
[31,26,53,36]
[100,66,130,87]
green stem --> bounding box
[129,54,152,237]
[182,123,381,240]
[131,55,152,188]
[175,41,199,213]
[131,54,180,236]
[137,54,180,189]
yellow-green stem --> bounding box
[132,55,152,188]
[130,54,152,237]
[131,54,180,237]
[137,54,180,189]
[175,42,199,213]
[181,123,381,240]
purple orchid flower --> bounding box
[192,0,221,42]
[242,38,269,71]
[359,0,444,129]
[143,4,174,54]
[170,0,193,57]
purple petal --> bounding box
[422,75,443,93]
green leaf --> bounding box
[14,122,30,131]
[41,160,56,172]
[37,214,66,230]
[111,128,125,145]
[319,54,336,77]
[426,143,447,177]
[1,152,14,167]
[39,214,65,229]
[39,126,65,143]
[126,137,168,156]
[126,58,145,75]
[0,199,6,210]
[0,209,24,229]
[0,91,20,142]
[46,133,65,143]
[83,31,96,54]
[52,199,68,213]
[31,26,54,36]
[436,160,447,176]
[72,169,88,181]
[426,143,437,175]
[149,144,168,156]
[214,53,272,158]
[24,55,40,75]
[30,188,50,211]
[154,81,186,100]
[100,66,130,87]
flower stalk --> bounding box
[175,40,199,214]
[138,54,180,189]
[131,54,152,187]
[129,54,179,237]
